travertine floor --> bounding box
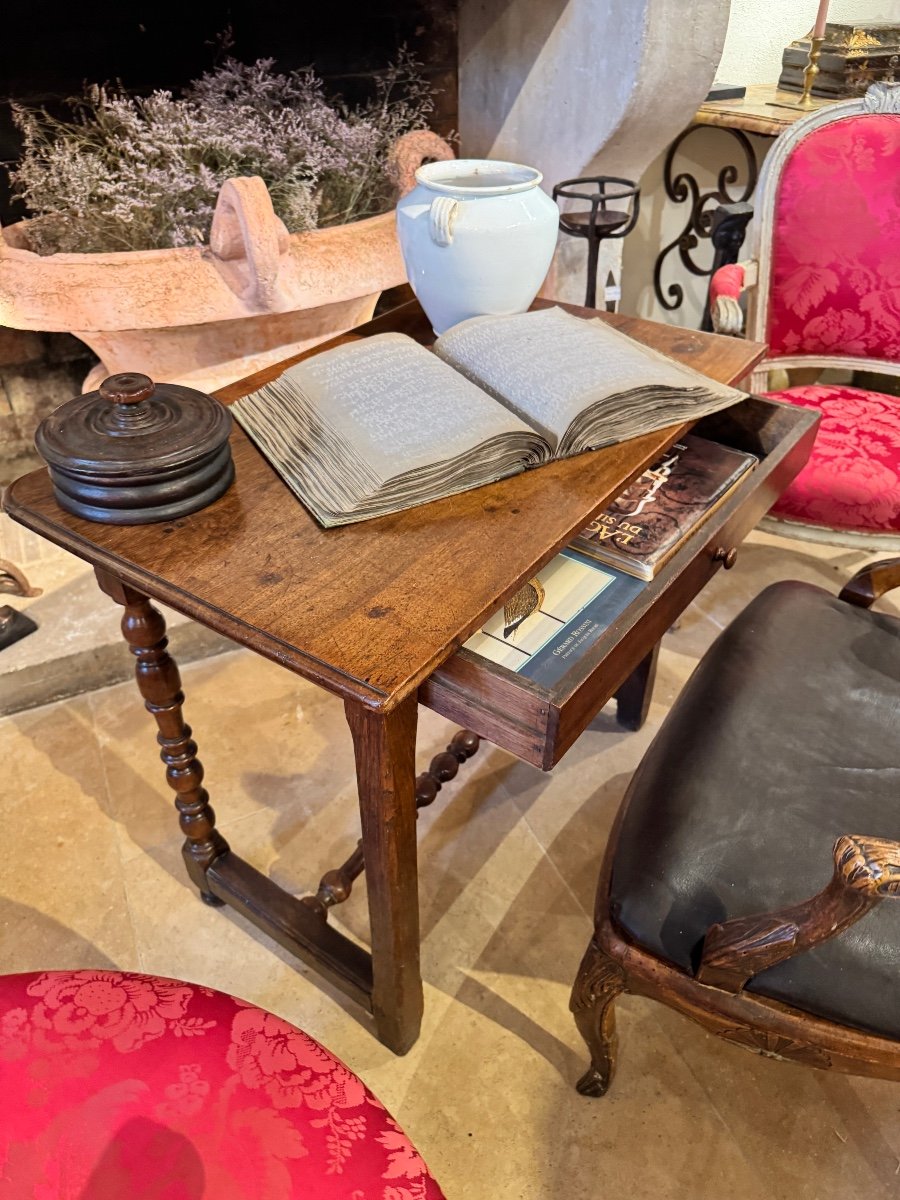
[3,527,900,1200]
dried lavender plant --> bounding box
[9,51,435,255]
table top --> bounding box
[4,300,766,714]
[695,83,839,137]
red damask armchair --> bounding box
[708,82,900,545]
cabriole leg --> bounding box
[570,937,626,1096]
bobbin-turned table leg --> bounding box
[95,568,229,905]
[344,694,423,1055]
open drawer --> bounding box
[418,395,819,769]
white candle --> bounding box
[813,0,830,39]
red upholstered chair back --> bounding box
[746,85,900,387]
[767,112,900,362]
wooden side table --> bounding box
[694,83,836,138]
[2,299,816,1054]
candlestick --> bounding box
[767,21,827,112]
[797,34,825,107]
[813,0,830,40]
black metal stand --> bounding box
[553,177,640,310]
[652,126,757,320]
[0,559,40,651]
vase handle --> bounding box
[210,177,289,310]
[429,197,460,247]
[388,130,455,197]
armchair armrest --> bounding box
[702,201,755,335]
[709,263,748,336]
[839,558,900,609]
[697,835,900,993]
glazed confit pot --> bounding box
[396,158,560,334]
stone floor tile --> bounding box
[0,696,136,973]
[656,1007,900,1200]
[690,528,896,632]
[2,526,899,1199]
[89,647,354,864]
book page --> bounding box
[232,331,552,526]
[276,333,542,479]
[434,307,742,446]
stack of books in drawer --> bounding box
[464,434,756,686]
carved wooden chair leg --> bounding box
[303,729,481,920]
[570,937,626,1097]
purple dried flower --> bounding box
[9,51,436,254]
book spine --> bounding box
[569,539,653,581]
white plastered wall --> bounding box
[623,0,896,326]
[458,0,733,305]
[718,0,897,85]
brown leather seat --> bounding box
[610,581,900,1039]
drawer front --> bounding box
[418,651,552,766]
[421,399,819,769]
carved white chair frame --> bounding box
[739,82,900,395]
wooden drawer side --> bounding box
[418,649,552,768]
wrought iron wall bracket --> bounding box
[653,125,758,315]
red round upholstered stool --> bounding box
[0,970,445,1199]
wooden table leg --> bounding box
[96,568,229,905]
[615,642,660,732]
[344,694,423,1055]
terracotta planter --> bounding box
[0,131,453,393]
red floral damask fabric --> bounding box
[766,384,900,532]
[767,113,900,361]
[0,971,445,1200]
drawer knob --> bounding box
[713,546,738,570]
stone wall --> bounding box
[0,331,94,486]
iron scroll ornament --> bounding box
[652,125,758,313]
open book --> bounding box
[232,306,745,527]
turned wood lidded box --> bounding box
[35,372,235,524]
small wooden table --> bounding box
[3,300,814,1054]
[694,83,838,137]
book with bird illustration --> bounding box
[231,306,746,528]
[570,434,757,580]
[463,549,645,687]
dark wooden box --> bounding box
[419,396,818,769]
[778,22,900,98]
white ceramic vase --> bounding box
[395,158,559,335]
